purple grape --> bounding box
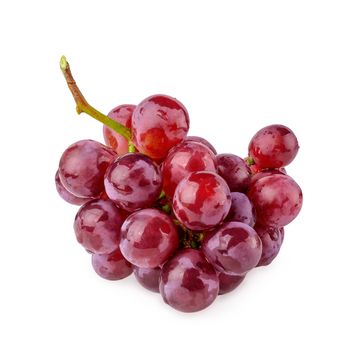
[104,153,162,212]
[255,225,285,266]
[225,192,256,227]
[216,154,251,192]
[218,272,245,295]
[92,248,133,280]
[120,209,178,268]
[74,199,124,254]
[59,140,116,198]
[55,170,89,205]
[160,249,219,313]
[133,266,161,293]
[202,222,262,276]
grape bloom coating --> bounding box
[57,56,303,313]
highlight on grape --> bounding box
[56,56,303,313]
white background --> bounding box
[0,1,349,349]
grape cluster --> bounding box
[56,58,303,313]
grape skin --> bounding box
[92,248,133,280]
[104,153,162,212]
[248,124,299,168]
[103,104,135,155]
[120,208,179,268]
[201,222,262,276]
[173,171,231,231]
[218,272,245,295]
[185,136,217,154]
[162,141,217,198]
[59,139,117,198]
[132,95,190,160]
[225,192,256,227]
[160,249,219,313]
[248,174,303,227]
[133,266,161,293]
[55,170,89,205]
[74,199,124,254]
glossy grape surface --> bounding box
[160,249,219,313]
[103,104,135,155]
[55,170,89,205]
[185,136,217,154]
[132,95,190,160]
[74,199,123,254]
[202,222,262,276]
[248,124,299,168]
[92,248,133,280]
[248,174,302,227]
[133,266,161,293]
[173,171,231,231]
[216,154,251,192]
[104,153,162,212]
[225,192,256,227]
[59,140,116,198]
[255,225,285,266]
[162,141,217,198]
[218,272,245,295]
[251,168,286,185]
[120,209,178,268]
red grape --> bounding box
[103,104,135,155]
[159,249,219,313]
[218,272,245,295]
[92,248,133,280]
[255,225,285,266]
[74,199,123,254]
[248,124,299,168]
[59,140,116,198]
[173,171,231,231]
[216,154,251,192]
[162,141,217,198]
[248,174,302,227]
[201,222,262,276]
[104,153,162,212]
[55,170,89,205]
[133,266,161,293]
[251,168,286,185]
[120,209,178,268]
[131,95,190,160]
[185,136,217,154]
[225,192,256,227]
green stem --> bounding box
[59,56,131,141]
[128,141,136,153]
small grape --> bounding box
[218,272,245,295]
[185,136,217,154]
[92,248,133,280]
[133,266,161,293]
[248,124,299,168]
[225,192,256,227]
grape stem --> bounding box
[59,56,132,141]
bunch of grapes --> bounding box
[56,57,303,313]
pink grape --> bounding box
[160,249,219,313]
[248,124,299,168]
[59,140,116,198]
[103,104,135,155]
[218,272,245,295]
[173,171,231,231]
[74,199,123,254]
[202,222,262,276]
[133,266,161,293]
[131,95,190,160]
[104,153,162,212]
[92,248,133,280]
[248,174,302,227]
[225,192,256,227]
[185,136,217,154]
[162,141,217,198]
[55,170,89,205]
[120,208,179,268]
